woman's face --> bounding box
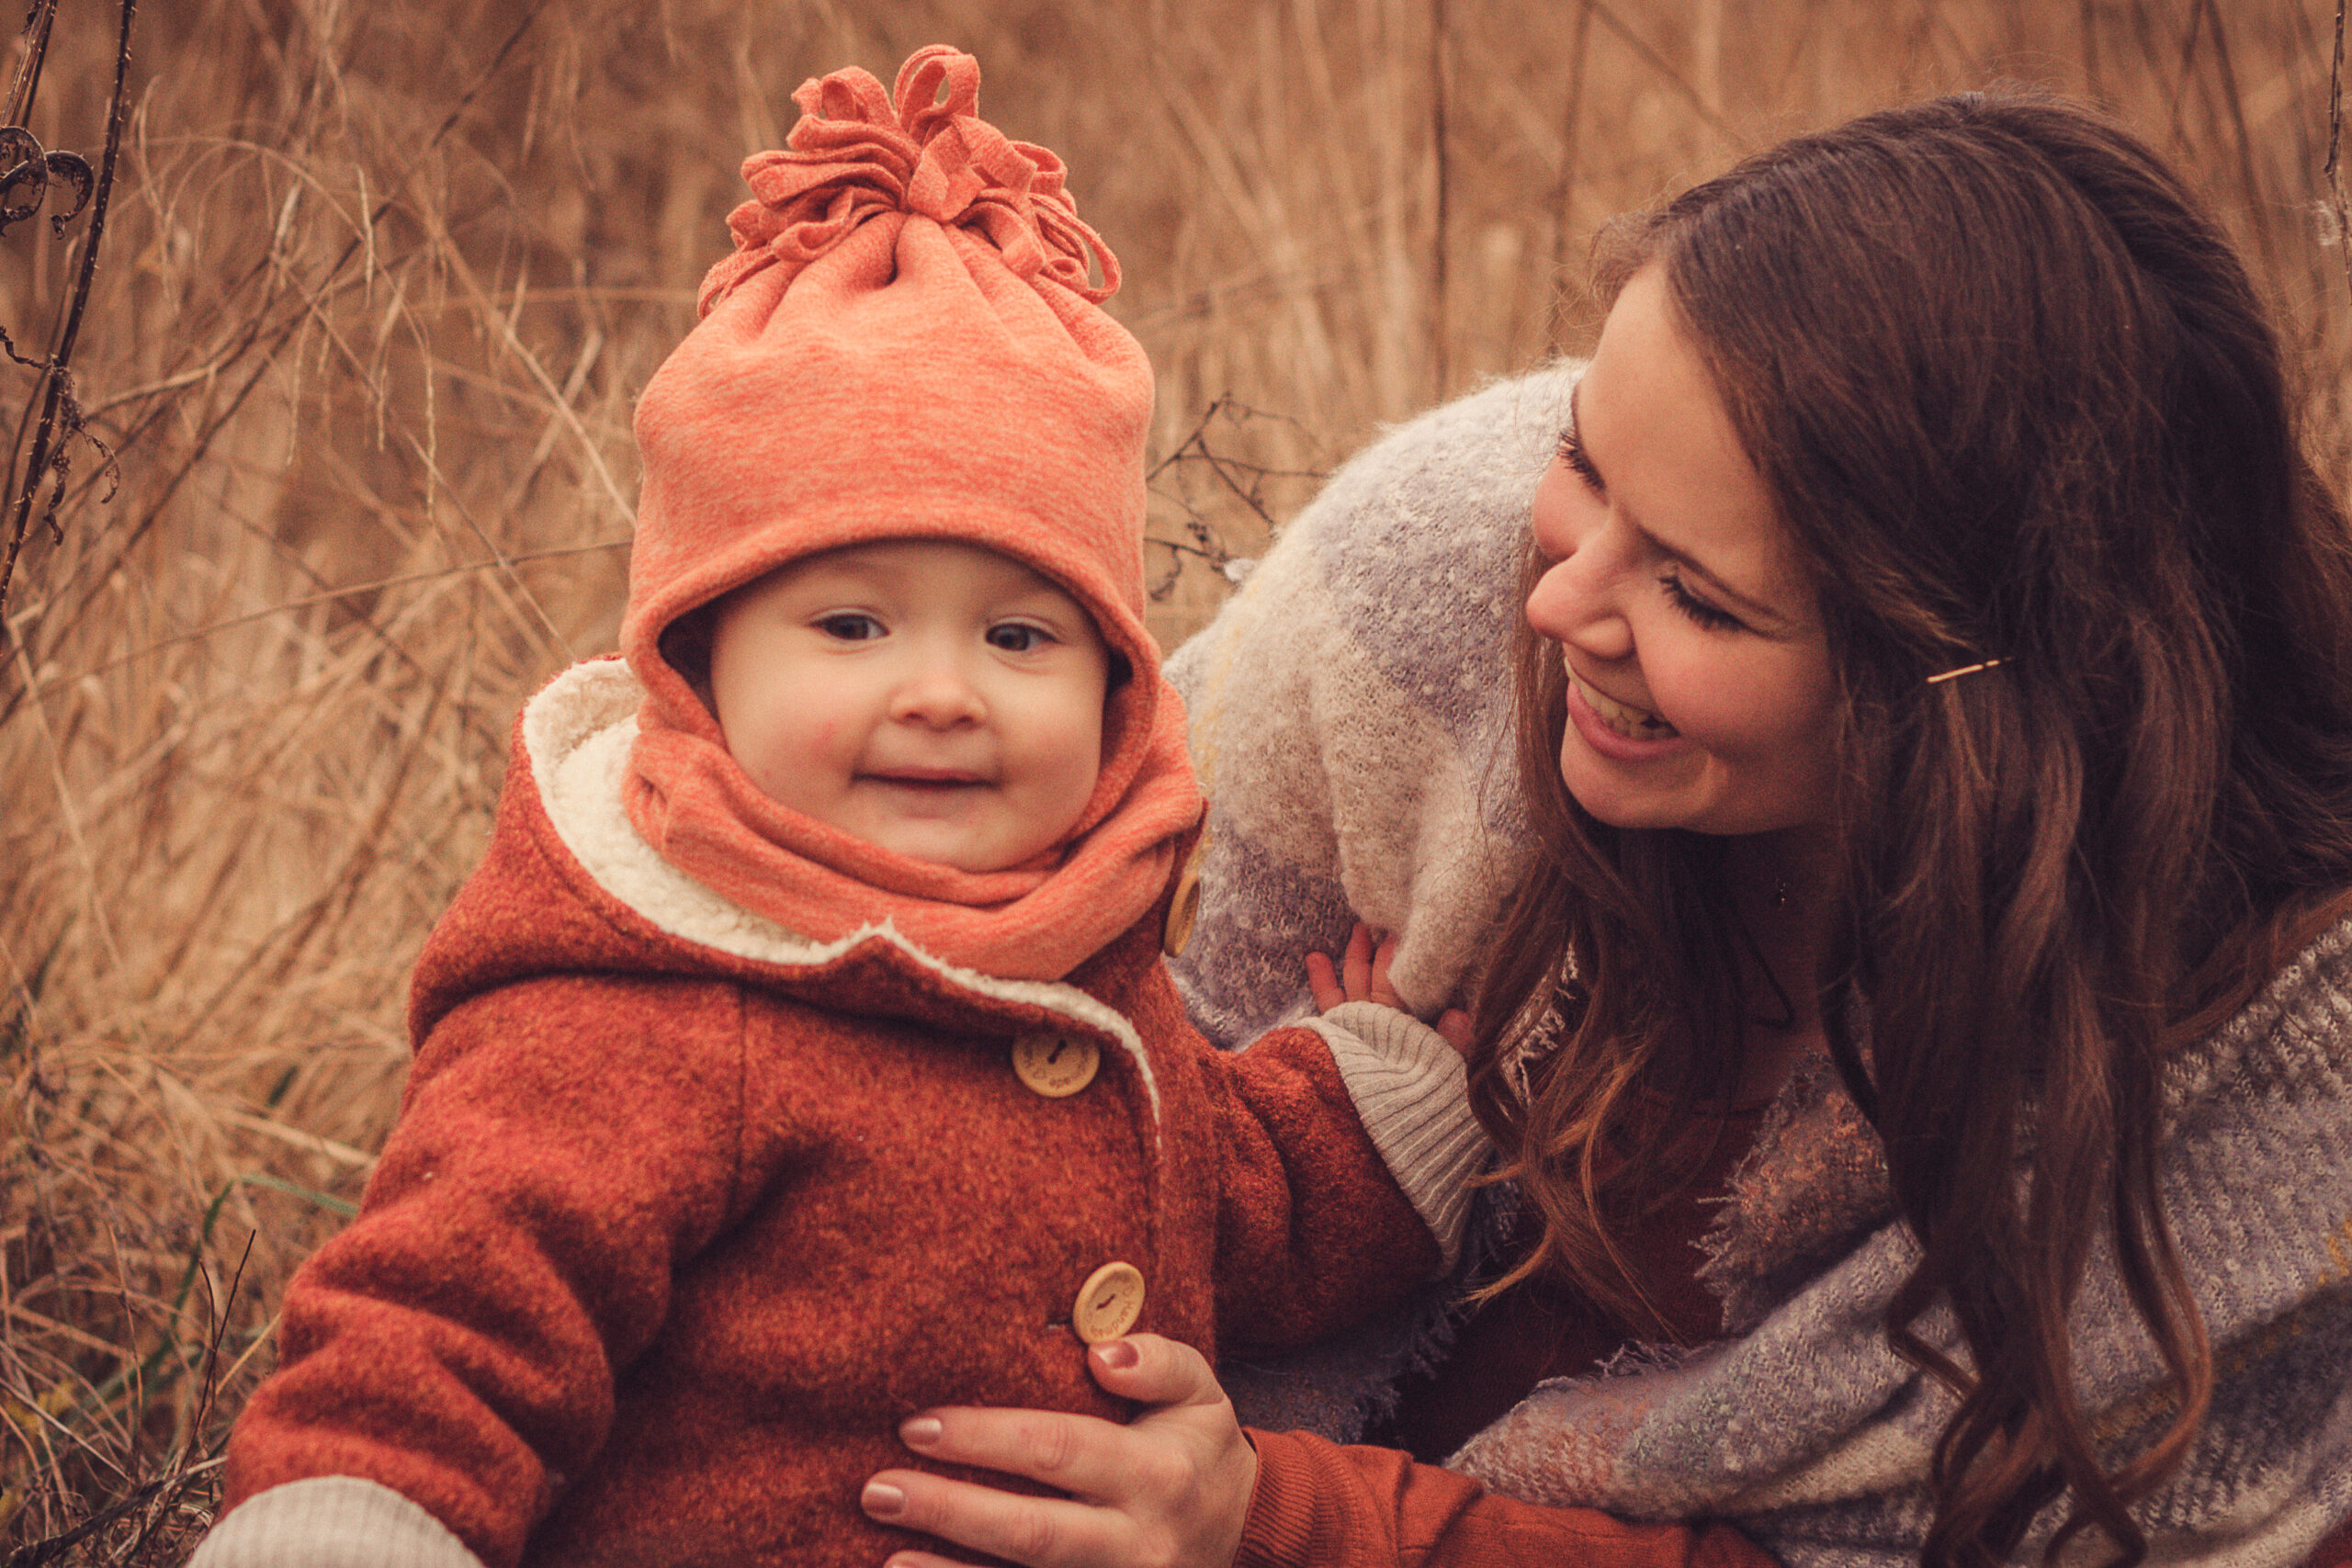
[1525,264,1842,839]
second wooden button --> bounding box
[1012,1032,1099,1097]
[1071,1261,1147,1343]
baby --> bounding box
[192,47,1481,1568]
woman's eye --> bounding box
[987,623,1051,653]
[1659,571,1743,632]
[1557,428,1604,491]
[815,613,885,641]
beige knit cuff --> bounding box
[1304,1001,1490,1269]
[191,1477,482,1568]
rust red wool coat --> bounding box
[213,664,1450,1568]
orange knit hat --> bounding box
[622,43,1155,721]
[616,46,1200,981]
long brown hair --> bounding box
[1469,91,2352,1568]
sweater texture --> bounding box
[198,662,1487,1568]
[1165,367,1564,1044]
[1445,921,2352,1568]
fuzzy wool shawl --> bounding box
[1445,915,2352,1568]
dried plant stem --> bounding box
[0,0,556,713]
[2079,0,2104,98]
[1548,0,1598,351]
[1428,0,1450,399]
[1586,0,1744,149]
[2,0,59,130]
[0,0,134,625]
[2329,0,2352,311]
[2190,0,2267,274]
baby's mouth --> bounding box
[1566,666,1679,740]
[863,767,987,790]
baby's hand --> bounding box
[1306,922,1475,1053]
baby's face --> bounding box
[703,539,1111,874]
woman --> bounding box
[860,91,2352,1568]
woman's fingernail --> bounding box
[900,1415,944,1447]
[862,1481,906,1518]
[1096,1338,1139,1371]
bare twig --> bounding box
[0,0,134,623]
[1143,396,1328,598]
[1429,0,1450,400]
[2328,0,2352,312]
[0,0,559,718]
[1,1,57,130]
[1548,0,1598,353]
[1584,0,1745,150]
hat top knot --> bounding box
[697,44,1120,316]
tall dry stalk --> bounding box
[0,2,2344,1561]
[0,0,133,621]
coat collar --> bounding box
[519,659,1163,1127]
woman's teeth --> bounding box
[1570,668,1679,739]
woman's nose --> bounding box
[1525,547,1634,664]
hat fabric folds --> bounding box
[617,45,1200,982]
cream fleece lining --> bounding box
[191,1476,481,1568]
[524,658,1164,1130]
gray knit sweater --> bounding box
[1167,367,1561,1048]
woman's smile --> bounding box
[1524,264,1841,838]
[1563,660,1680,744]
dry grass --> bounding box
[0,0,2342,1559]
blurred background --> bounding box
[0,0,2342,1557]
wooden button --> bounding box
[1011,1032,1099,1098]
[1071,1261,1147,1344]
[1162,840,1204,958]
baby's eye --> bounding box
[815,613,885,642]
[986,622,1053,654]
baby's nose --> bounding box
[889,657,987,726]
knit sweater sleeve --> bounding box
[1238,1427,1783,1568]
[209,974,754,1568]
[1296,1001,1487,1267]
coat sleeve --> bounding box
[1194,1001,1482,1350]
[212,976,754,1568]
[1237,1428,1783,1568]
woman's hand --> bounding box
[1307,921,1475,1052]
[861,1335,1257,1568]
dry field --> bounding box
[0,0,2343,1559]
